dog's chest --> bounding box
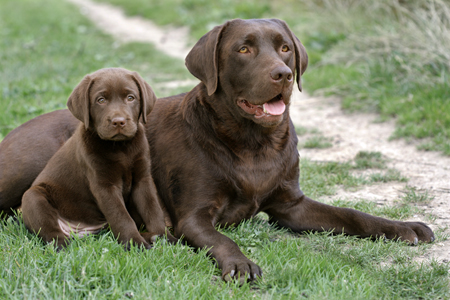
[225,150,284,204]
[213,157,284,226]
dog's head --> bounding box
[67,68,156,141]
[185,18,308,128]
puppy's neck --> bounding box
[78,123,143,152]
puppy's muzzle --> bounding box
[111,117,127,128]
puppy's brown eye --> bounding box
[281,45,289,52]
[239,47,249,53]
[127,95,135,102]
[97,97,106,104]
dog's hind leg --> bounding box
[21,186,69,250]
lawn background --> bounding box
[1,0,449,299]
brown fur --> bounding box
[0,19,433,283]
[21,68,173,249]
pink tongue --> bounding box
[263,99,286,115]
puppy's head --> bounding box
[67,68,156,141]
[185,18,308,128]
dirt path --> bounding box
[291,89,450,263]
[68,0,450,263]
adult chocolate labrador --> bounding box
[21,68,173,249]
[0,19,434,283]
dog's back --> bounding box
[0,110,78,215]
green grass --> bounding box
[2,214,449,300]
[1,0,449,298]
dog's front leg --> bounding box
[90,184,151,249]
[265,190,435,244]
[176,210,262,284]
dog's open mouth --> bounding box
[237,94,286,119]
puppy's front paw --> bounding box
[123,238,152,250]
[142,231,179,245]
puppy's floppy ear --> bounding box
[67,75,94,129]
[131,72,157,124]
[185,22,229,96]
[271,19,308,92]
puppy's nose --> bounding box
[270,65,293,83]
[111,117,127,128]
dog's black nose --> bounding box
[270,65,293,83]
[111,117,127,128]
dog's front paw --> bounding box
[222,257,262,285]
[386,221,434,245]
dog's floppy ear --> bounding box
[271,19,308,92]
[131,72,157,124]
[67,75,94,129]
[185,22,229,96]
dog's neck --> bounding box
[182,83,292,152]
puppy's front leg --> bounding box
[90,184,151,249]
[130,175,177,244]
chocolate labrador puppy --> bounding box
[0,19,434,282]
[21,68,171,249]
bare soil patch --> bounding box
[68,0,450,263]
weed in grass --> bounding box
[353,151,387,169]
[301,135,333,149]
[329,185,435,222]
[295,125,309,136]
[417,141,436,152]
[434,226,450,243]
[368,169,407,183]
[330,198,421,221]
[401,186,434,204]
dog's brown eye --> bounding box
[127,95,135,102]
[239,46,249,53]
[97,97,106,104]
[281,45,289,52]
